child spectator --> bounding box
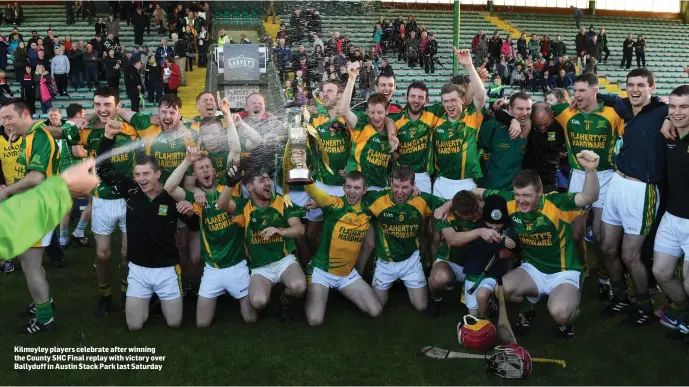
[296,85,308,106]
[373,23,383,56]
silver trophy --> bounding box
[287,112,312,185]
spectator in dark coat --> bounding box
[155,38,174,66]
[131,7,147,46]
[145,56,162,103]
[95,17,107,36]
[574,27,586,56]
[621,33,634,69]
[379,58,394,77]
[124,58,143,111]
[104,48,122,91]
[68,45,85,90]
[84,43,99,89]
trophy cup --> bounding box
[287,112,313,185]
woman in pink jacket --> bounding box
[500,36,515,58]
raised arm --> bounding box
[96,122,138,195]
[442,227,500,247]
[164,148,199,202]
[455,47,486,111]
[217,93,241,165]
[573,150,600,208]
[339,62,360,129]
[304,182,333,208]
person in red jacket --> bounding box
[163,56,180,95]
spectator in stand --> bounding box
[516,33,527,59]
[240,33,250,44]
[359,59,376,99]
[635,34,646,68]
[373,23,383,56]
[496,55,510,85]
[276,23,287,44]
[168,8,180,38]
[510,63,526,89]
[488,31,502,67]
[292,45,307,65]
[597,28,609,63]
[104,33,120,56]
[575,27,586,56]
[5,34,16,67]
[586,35,600,62]
[28,41,39,68]
[65,1,75,25]
[533,53,546,71]
[312,33,324,52]
[540,34,551,60]
[145,56,163,103]
[527,33,539,61]
[132,7,147,46]
[0,71,13,104]
[171,33,186,85]
[124,58,143,112]
[89,34,105,57]
[473,33,488,66]
[95,17,107,36]
[198,25,209,68]
[52,46,70,96]
[104,48,121,91]
[564,56,576,75]
[163,56,180,95]
[37,63,54,113]
[64,36,73,52]
[586,26,596,41]
[273,38,290,78]
[424,33,438,74]
[552,34,566,63]
[38,48,50,73]
[13,1,23,25]
[572,6,584,28]
[44,35,55,61]
[184,25,196,72]
[404,30,420,68]
[153,4,166,34]
[554,68,572,88]
[68,43,85,91]
[27,31,39,47]
[295,85,307,106]
[524,62,536,90]
[472,30,484,52]
[379,58,394,77]
[84,43,99,89]
[621,33,634,70]
[500,36,515,59]
[106,15,121,41]
[13,41,27,81]
[21,65,35,113]
[583,56,598,75]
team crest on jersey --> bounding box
[158,205,168,216]
[597,120,607,129]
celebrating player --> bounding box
[477,151,601,338]
[218,166,307,323]
[364,165,444,311]
[303,172,383,326]
[0,99,62,333]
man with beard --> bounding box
[117,95,199,300]
[477,92,531,190]
[164,106,258,327]
[0,99,63,333]
[521,102,566,194]
[363,165,444,312]
[351,73,402,116]
[51,86,140,316]
[598,68,668,324]
[97,121,199,331]
[218,165,307,323]
[302,171,383,326]
[551,73,624,305]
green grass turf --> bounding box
[1,233,688,385]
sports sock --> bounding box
[73,221,88,238]
[35,300,54,323]
[610,280,627,300]
[280,291,293,306]
[99,283,112,297]
[121,278,128,294]
[635,292,653,313]
[59,229,68,245]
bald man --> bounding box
[521,102,566,193]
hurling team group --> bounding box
[2,48,688,340]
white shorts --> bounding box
[602,172,658,236]
[309,181,345,222]
[463,277,497,310]
[309,267,361,291]
[126,262,182,301]
[373,250,427,290]
[434,258,466,283]
[654,212,689,260]
[519,262,581,303]
[367,186,385,192]
[32,230,54,248]
[274,186,314,221]
[198,260,250,299]
[432,176,477,200]
[91,197,127,235]
[251,254,299,284]
[568,169,614,209]
[415,172,432,194]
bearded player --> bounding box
[551,73,624,301]
[218,165,307,323]
[0,99,62,333]
[303,171,383,326]
[165,107,258,326]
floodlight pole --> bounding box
[453,0,460,76]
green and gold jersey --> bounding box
[435,215,477,266]
[433,103,484,180]
[389,108,440,174]
[14,121,59,182]
[126,113,197,184]
[206,149,229,184]
[64,117,138,199]
[365,190,444,262]
[187,186,246,269]
[346,120,392,188]
[0,134,21,185]
[232,193,306,268]
[185,114,226,132]
[483,189,583,274]
[477,120,528,191]
[309,113,350,186]
[308,192,371,276]
[552,103,624,171]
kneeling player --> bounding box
[98,124,200,331]
[461,195,517,318]
[219,166,307,323]
[303,172,383,326]
[471,151,600,338]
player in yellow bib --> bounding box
[0,120,22,273]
